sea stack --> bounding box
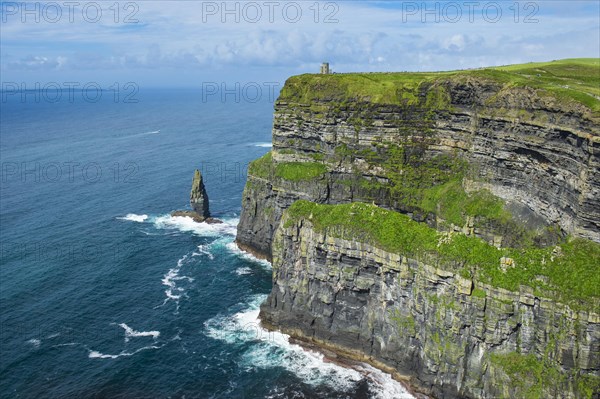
[171,169,221,223]
[190,169,210,219]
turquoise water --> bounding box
[0,90,413,398]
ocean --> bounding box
[0,89,415,398]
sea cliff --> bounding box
[236,59,600,398]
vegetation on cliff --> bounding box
[489,352,600,399]
[249,151,326,181]
[279,58,600,117]
[248,58,600,308]
[241,59,600,399]
[275,134,544,247]
[248,151,273,179]
[285,200,600,312]
[351,139,530,239]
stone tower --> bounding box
[320,62,330,74]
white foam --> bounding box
[88,345,160,359]
[158,254,195,309]
[88,323,163,359]
[118,213,148,223]
[205,295,415,397]
[226,242,272,270]
[354,363,415,399]
[118,323,160,342]
[53,343,79,348]
[117,130,161,139]
[89,350,115,359]
[27,338,41,348]
[254,142,273,148]
[193,244,215,260]
[204,295,271,345]
[235,267,253,275]
[204,295,361,391]
[153,215,238,237]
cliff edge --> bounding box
[236,59,600,398]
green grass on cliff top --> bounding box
[279,58,600,115]
[248,151,327,182]
[285,200,600,312]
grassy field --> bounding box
[279,58,600,115]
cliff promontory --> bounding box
[236,59,600,398]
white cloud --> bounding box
[1,1,598,84]
[444,34,466,51]
[7,55,64,70]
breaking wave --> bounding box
[235,267,253,275]
[117,213,148,222]
[225,242,271,270]
[204,295,414,397]
[153,215,238,237]
[118,323,160,342]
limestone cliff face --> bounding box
[236,170,330,259]
[236,78,600,260]
[260,215,600,398]
[235,68,600,398]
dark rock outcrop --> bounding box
[172,169,222,223]
[171,210,205,223]
[171,210,222,224]
[191,169,210,218]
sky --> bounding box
[1,0,599,88]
